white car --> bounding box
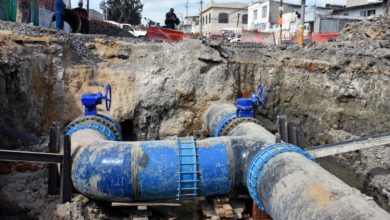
[121,24,147,38]
[230,34,242,43]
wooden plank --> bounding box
[48,123,60,195]
[60,135,72,203]
[112,202,182,207]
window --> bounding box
[367,9,376,16]
[202,16,204,25]
[343,13,349,16]
[253,10,258,21]
[262,6,267,18]
[209,13,211,23]
[205,15,207,24]
[360,10,366,17]
[242,14,248,24]
[218,13,229,23]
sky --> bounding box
[71,0,347,24]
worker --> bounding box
[54,0,66,30]
[73,1,90,34]
[16,0,29,23]
[165,8,180,29]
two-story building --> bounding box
[197,0,248,35]
[248,0,301,31]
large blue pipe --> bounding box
[71,138,239,201]
[66,104,390,219]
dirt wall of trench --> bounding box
[0,21,389,211]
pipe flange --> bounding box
[221,117,260,136]
[176,137,199,200]
[214,112,237,137]
[247,143,315,210]
[65,115,122,140]
[66,121,117,141]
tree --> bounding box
[100,0,143,25]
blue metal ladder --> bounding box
[176,137,199,200]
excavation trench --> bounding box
[0,20,389,218]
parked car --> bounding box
[230,34,242,43]
[121,24,147,38]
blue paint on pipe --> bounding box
[72,143,133,201]
[198,143,231,195]
[71,139,232,201]
[137,141,178,200]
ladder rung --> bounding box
[178,187,198,190]
[179,193,197,196]
[178,141,194,144]
[180,154,197,157]
[178,147,195,149]
[178,171,199,174]
[177,180,199,183]
[178,163,197,165]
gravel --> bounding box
[0,20,146,65]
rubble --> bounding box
[336,15,390,50]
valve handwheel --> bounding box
[104,84,112,111]
[256,83,267,109]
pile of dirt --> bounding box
[336,15,390,49]
[89,19,136,38]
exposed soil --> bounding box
[0,16,389,218]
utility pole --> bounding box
[87,0,90,19]
[200,0,203,37]
[237,13,240,27]
[186,0,189,24]
[278,0,283,46]
[299,0,305,47]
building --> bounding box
[248,0,300,31]
[347,0,382,7]
[332,2,383,18]
[186,15,200,33]
[197,1,248,35]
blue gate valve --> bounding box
[236,83,267,118]
[81,84,112,116]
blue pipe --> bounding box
[66,98,390,219]
[246,143,315,210]
[71,138,233,201]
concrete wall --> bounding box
[314,17,360,33]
